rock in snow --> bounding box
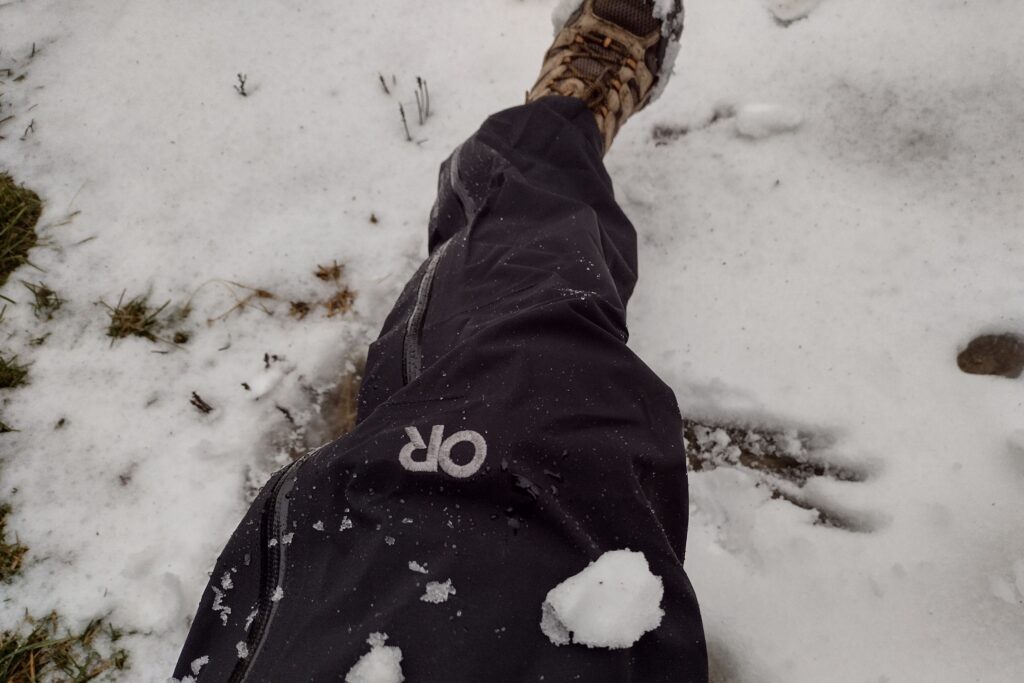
[540,550,664,649]
[345,632,404,683]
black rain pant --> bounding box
[174,96,707,682]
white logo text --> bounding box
[399,425,488,478]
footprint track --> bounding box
[683,418,882,532]
[763,0,826,27]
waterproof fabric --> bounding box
[173,96,707,682]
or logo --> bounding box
[399,425,488,478]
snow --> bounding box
[734,103,803,139]
[408,561,429,574]
[345,633,404,683]
[551,0,585,33]
[420,579,456,604]
[0,0,1021,681]
[244,609,257,632]
[246,364,289,400]
[211,587,231,625]
[763,0,822,24]
[189,656,208,676]
[540,550,664,649]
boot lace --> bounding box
[551,32,639,110]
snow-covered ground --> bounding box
[1,0,1022,680]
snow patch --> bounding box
[540,602,571,646]
[211,586,231,626]
[990,575,1019,606]
[244,609,257,631]
[408,561,428,574]
[246,364,289,399]
[345,632,404,683]
[1014,559,1024,600]
[763,0,823,23]
[420,579,456,604]
[551,0,584,33]
[540,550,664,649]
[190,655,209,675]
[735,103,804,139]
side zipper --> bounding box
[402,238,452,384]
[402,140,493,386]
[226,454,306,683]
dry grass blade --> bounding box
[206,280,276,322]
[314,261,342,282]
[324,288,355,317]
[189,392,213,414]
[0,503,28,582]
[21,281,62,321]
[334,356,365,439]
[289,301,311,320]
[102,291,169,344]
[0,173,42,288]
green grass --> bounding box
[0,173,42,289]
[0,503,28,583]
[0,612,129,682]
[0,355,29,390]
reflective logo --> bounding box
[399,425,488,478]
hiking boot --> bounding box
[527,0,684,153]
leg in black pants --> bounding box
[173,95,706,683]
